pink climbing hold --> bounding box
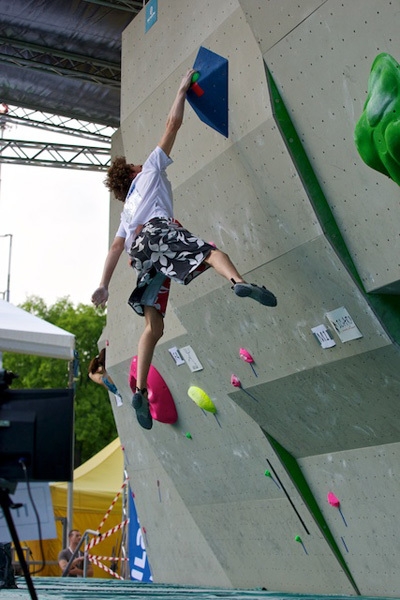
[230,374,258,402]
[327,491,348,526]
[231,374,242,388]
[327,491,340,507]
[239,348,257,376]
[239,348,254,363]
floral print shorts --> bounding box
[128,217,215,317]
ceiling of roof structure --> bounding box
[0,0,141,128]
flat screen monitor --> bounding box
[0,388,74,483]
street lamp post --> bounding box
[0,105,12,302]
[0,233,12,302]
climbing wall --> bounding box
[103,0,400,595]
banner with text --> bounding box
[128,488,152,582]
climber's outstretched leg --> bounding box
[204,248,277,307]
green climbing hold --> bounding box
[354,52,400,185]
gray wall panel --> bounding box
[101,0,400,595]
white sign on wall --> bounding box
[179,346,203,372]
[311,324,336,349]
[325,306,363,343]
[168,346,185,366]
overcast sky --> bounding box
[0,123,111,308]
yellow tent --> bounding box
[22,438,127,578]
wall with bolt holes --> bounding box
[101,0,400,595]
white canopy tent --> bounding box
[0,299,75,360]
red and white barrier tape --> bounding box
[97,478,129,532]
[88,555,125,580]
[86,519,130,551]
[90,555,129,562]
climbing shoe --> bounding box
[232,280,277,307]
[132,388,153,430]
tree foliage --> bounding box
[2,296,117,466]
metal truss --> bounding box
[0,35,121,88]
[0,104,113,170]
[0,139,111,171]
[83,0,143,12]
[2,105,116,143]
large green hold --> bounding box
[354,53,400,185]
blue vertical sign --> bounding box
[128,488,152,582]
[145,0,158,32]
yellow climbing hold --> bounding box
[187,386,217,413]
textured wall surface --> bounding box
[102,0,400,595]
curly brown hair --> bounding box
[104,156,133,202]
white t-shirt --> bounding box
[116,146,173,251]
